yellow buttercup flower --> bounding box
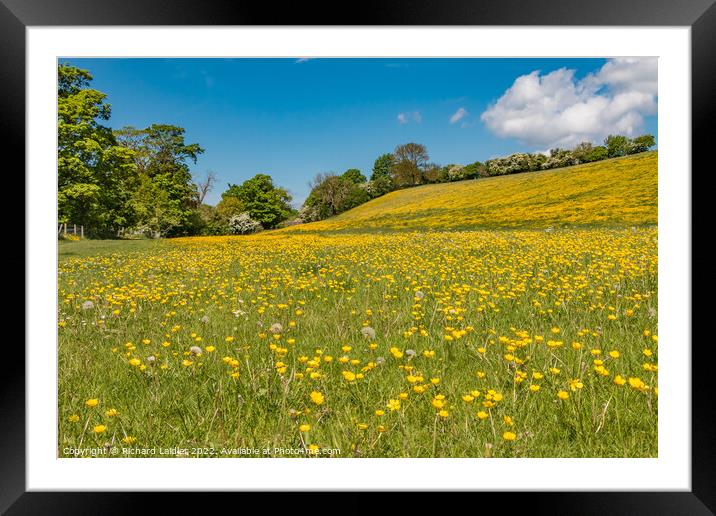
[310,391,325,405]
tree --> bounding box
[197,170,216,203]
[115,124,204,236]
[628,134,656,154]
[129,173,181,238]
[462,161,487,179]
[585,145,608,162]
[215,196,246,220]
[604,134,630,158]
[228,213,262,234]
[422,163,445,183]
[222,174,293,229]
[391,143,429,187]
[303,172,370,220]
[58,64,137,237]
[370,153,394,181]
[342,168,367,184]
[572,142,594,163]
[304,174,351,218]
[365,176,394,198]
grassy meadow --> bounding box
[58,153,658,458]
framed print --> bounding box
[2,0,711,513]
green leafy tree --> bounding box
[370,154,394,181]
[571,142,594,163]
[462,161,487,179]
[115,124,204,236]
[365,175,394,198]
[303,173,370,219]
[604,134,630,158]
[129,174,181,237]
[342,168,367,184]
[222,174,293,229]
[585,145,608,162]
[57,64,137,237]
[215,196,246,221]
[628,134,656,154]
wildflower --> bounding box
[68,414,80,423]
[438,410,449,418]
[503,431,517,441]
[85,399,99,408]
[361,326,376,339]
[614,375,626,386]
[609,350,620,358]
[105,408,119,417]
[476,411,489,420]
[92,425,106,434]
[182,359,193,367]
[375,409,385,416]
[342,370,357,382]
[205,346,216,353]
[387,399,401,411]
[128,358,141,367]
[299,424,311,432]
[189,346,202,356]
[357,423,368,430]
[270,323,283,334]
[122,436,136,445]
[310,391,325,405]
[557,390,569,400]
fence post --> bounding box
[73,224,77,235]
[63,223,67,235]
[81,225,84,238]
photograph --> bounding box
[56,56,659,459]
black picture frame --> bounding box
[2,0,709,513]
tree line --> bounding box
[59,63,655,237]
[299,134,655,222]
[58,64,294,238]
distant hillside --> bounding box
[284,151,657,233]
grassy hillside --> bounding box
[286,151,657,232]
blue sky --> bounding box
[65,58,658,206]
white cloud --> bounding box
[450,107,468,124]
[480,58,657,148]
[397,111,422,124]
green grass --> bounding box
[59,238,164,261]
[57,153,658,458]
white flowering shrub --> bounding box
[228,212,262,234]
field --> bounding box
[286,152,657,232]
[58,153,658,458]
